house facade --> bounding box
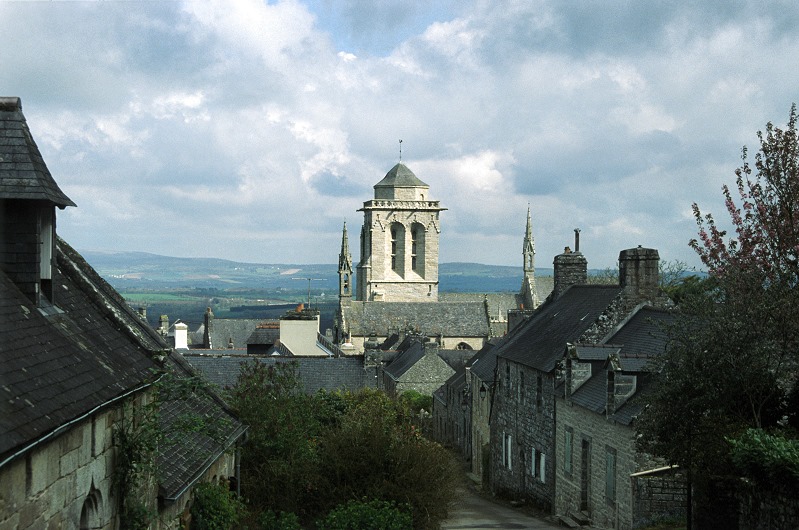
[554,307,687,529]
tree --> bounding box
[638,105,799,477]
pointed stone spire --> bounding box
[520,206,538,308]
[523,205,535,273]
[338,221,353,303]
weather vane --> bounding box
[399,139,403,162]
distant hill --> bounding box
[81,250,555,293]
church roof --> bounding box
[0,97,75,208]
[374,163,428,189]
[342,300,491,338]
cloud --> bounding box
[1,0,798,269]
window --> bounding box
[505,363,511,397]
[502,433,513,470]
[605,447,617,503]
[518,371,525,403]
[410,223,425,275]
[389,222,405,275]
[532,449,546,483]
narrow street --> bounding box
[441,482,562,530]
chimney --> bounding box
[552,229,587,298]
[618,246,660,304]
[424,339,440,356]
[174,322,188,349]
[159,314,169,336]
[138,306,147,320]
[203,307,214,348]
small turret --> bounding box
[338,221,353,305]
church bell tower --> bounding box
[355,163,446,302]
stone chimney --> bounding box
[203,307,214,348]
[424,339,440,356]
[619,246,660,305]
[158,315,169,336]
[552,229,587,298]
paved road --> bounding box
[441,485,562,530]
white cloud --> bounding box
[2,0,798,268]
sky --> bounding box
[1,1,798,269]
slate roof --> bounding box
[374,163,428,189]
[342,300,491,337]
[467,339,499,383]
[157,352,247,502]
[496,285,623,372]
[0,97,75,208]
[208,318,265,349]
[565,306,676,426]
[183,353,371,393]
[383,341,425,380]
[1,238,162,465]
[247,325,280,346]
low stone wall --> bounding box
[738,480,799,530]
[631,468,687,529]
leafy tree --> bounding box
[638,106,799,478]
[226,361,325,517]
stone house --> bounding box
[489,241,667,511]
[554,306,686,529]
[0,97,245,530]
[380,336,472,397]
[463,339,500,484]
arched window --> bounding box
[411,223,425,276]
[389,222,405,276]
[456,342,473,350]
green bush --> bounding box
[728,428,799,485]
[258,509,302,530]
[190,482,245,530]
[400,390,433,414]
[317,498,412,530]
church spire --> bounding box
[520,206,537,308]
[339,222,353,303]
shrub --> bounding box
[728,428,799,485]
[258,510,302,530]
[317,498,412,530]
[189,482,245,530]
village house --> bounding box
[489,238,669,511]
[0,97,245,530]
[554,306,687,529]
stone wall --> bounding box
[0,404,121,530]
[631,469,687,529]
[490,359,556,511]
[737,480,799,530]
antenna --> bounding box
[399,139,403,162]
[292,277,325,307]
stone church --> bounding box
[336,162,545,353]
